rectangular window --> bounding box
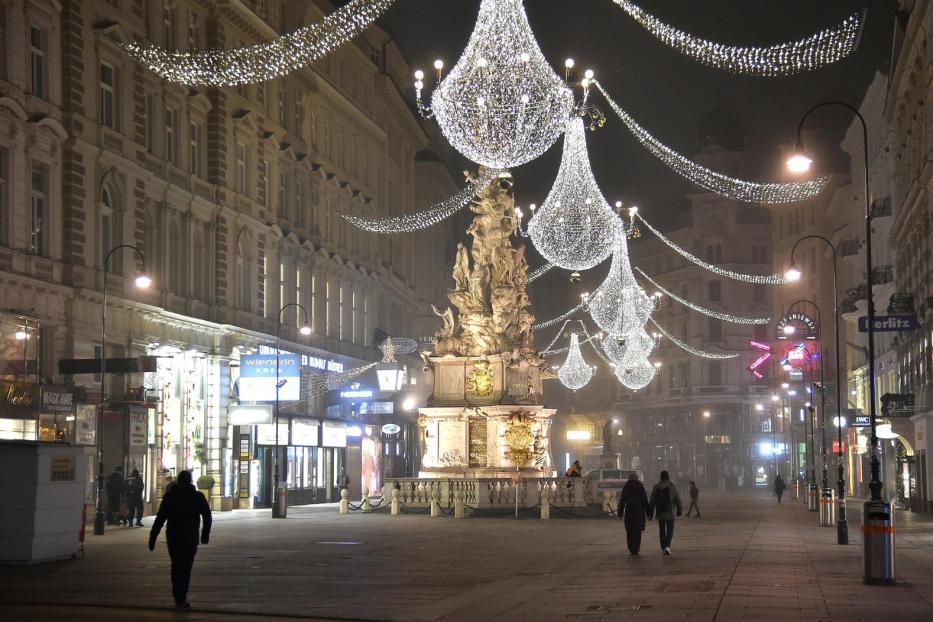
[0,146,7,245]
[260,256,267,318]
[162,7,175,49]
[189,121,201,176]
[278,170,287,218]
[310,274,317,332]
[30,163,48,256]
[30,27,47,99]
[325,281,332,337]
[753,284,765,301]
[260,159,268,207]
[708,317,722,342]
[708,362,722,386]
[708,281,721,302]
[235,142,247,194]
[0,9,8,80]
[143,93,154,149]
[279,262,286,311]
[99,63,116,129]
[165,108,177,164]
[186,11,198,49]
[295,269,303,328]
[295,179,303,226]
[352,291,358,344]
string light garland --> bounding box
[635,214,788,284]
[557,333,595,391]
[416,0,574,168]
[527,262,554,283]
[649,317,739,360]
[528,117,622,271]
[595,82,829,204]
[532,299,588,330]
[541,320,574,354]
[587,235,654,337]
[542,320,602,356]
[635,267,771,325]
[302,363,378,401]
[120,0,394,86]
[612,1,863,77]
[344,168,502,233]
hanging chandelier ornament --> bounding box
[344,168,503,233]
[635,268,771,325]
[594,82,829,204]
[557,333,595,391]
[415,0,574,168]
[649,317,739,360]
[603,327,656,367]
[635,214,788,284]
[611,1,863,77]
[587,235,654,337]
[616,357,657,390]
[527,117,621,270]
[120,0,394,86]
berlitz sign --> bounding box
[858,314,919,332]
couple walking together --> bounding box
[617,470,693,555]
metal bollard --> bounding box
[806,483,819,512]
[837,497,849,545]
[819,488,835,526]
[862,500,895,585]
[273,483,288,518]
[339,488,349,514]
[793,479,801,500]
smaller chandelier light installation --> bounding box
[615,358,657,391]
[415,0,574,168]
[611,1,863,77]
[557,332,595,391]
[527,117,621,271]
[587,235,654,338]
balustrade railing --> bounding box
[380,476,592,510]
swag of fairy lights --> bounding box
[527,262,554,283]
[527,117,621,271]
[635,267,771,325]
[594,82,829,204]
[557,333,595,391]
[611,1,863,77]
[343,168,503,233]
[120,0,395,86]
[415,0,574,168]
[649,317,739,360]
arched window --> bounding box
[236,234,251,311]
[101,185,121,274]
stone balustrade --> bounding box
[378,477,591,511]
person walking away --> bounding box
[774,474,786,503]
[125,469,145,526]
[148,470,212,610]
[617,473,651,555]
[105,466,125,526]
[649,470,683,555]
[686,480,701,517]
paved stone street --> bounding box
[1,492,931,621]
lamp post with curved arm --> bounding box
[785,236,847,543]
[94,244,151,536]
[272,303,312,519]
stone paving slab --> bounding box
[0,492,931,621]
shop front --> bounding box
[0,380,40,440]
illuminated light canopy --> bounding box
[636,214,788,284]
[121,0,395,86]
[527,117,621,270]
[595,82,829,204]
[635,268,771,325]
[344,168,502,233]
[557,333,595,391]
[587,235,654,337]
[611,1,863,76]
[417,0,574,168]
[649,317,739,360]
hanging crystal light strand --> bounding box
[557,333,595,391]
[587,234,655,337]
[121,0,395,86]
[416,0,574,168]
[527,262,554,283]
[635,267,771,325]
[649,317,739,360]
[594,82,829,204]
[611,1,863,77]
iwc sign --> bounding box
[776,312,818,340]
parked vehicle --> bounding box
[583,469,643,506]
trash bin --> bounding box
[806,483,819,511]
[862,500,895,585]
[819,487,835,526]
[272,483,288,519]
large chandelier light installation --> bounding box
[344,168,502,233]
[635,268,771,325]
[121,0,394,86]
[527,117,621,270]
[587,235,654,337]
[415,0,574,168]
[557,333,595,391]
[611,1,863,77]
[594,82,829,204]
[603,328,656,367]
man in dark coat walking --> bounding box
[649,470,683,555]
[105,466,124,525]
[617,473,651,555]
[774,474,786,503]
[149,470,212,610]
[125,469,145,526]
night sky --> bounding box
[379,0,896,324]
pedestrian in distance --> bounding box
[617,473,651,555]
[338,467,350,491]
[149,470,212,611]
[105,466,124,526]
[774,474,786,503]
[565,460,583,478]
[686,480,701,518]
[649,470,683,556]
[125,468,145,526]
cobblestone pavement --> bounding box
[1,491,931,621]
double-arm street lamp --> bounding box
[787,101,891,581]
[785,237,848,543]
[272,303,312,519]
[94,245,151,536]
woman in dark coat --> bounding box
[617,473,651,555]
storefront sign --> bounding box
[229,404,274,425]
[852,415,871,427]
[291,418,320,446]
[0,380,39,418]
[346,425,363,438]
[240,354,301,401]
[256,345,344,372]
[858,314,919,332]
[381,423,401,435]
[389,337,419,355]
[832,441,848,453]
[340,389,374,400]
[50,455,76,481]
[359,401,394,415]
[74,404,97,446]
[128,406,148,449]
[256,422,289,445]
[41,387,75,413]
[881,393,915,417]
[322,420,347,447]
[776,312,817,340]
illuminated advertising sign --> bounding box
[291,418,320,446]
[229,404,273,425]
[322,420,347,447]
[340,389,374,400]
[776,312,817,340]
[359,401,394,415]
[240,354,301,401]
[257,345,344,372]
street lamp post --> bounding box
[788,101,890,582]
[94,245,151,536]
[785,237,848,543]
[272,303,312,519]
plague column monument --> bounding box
[422,171,555,477]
